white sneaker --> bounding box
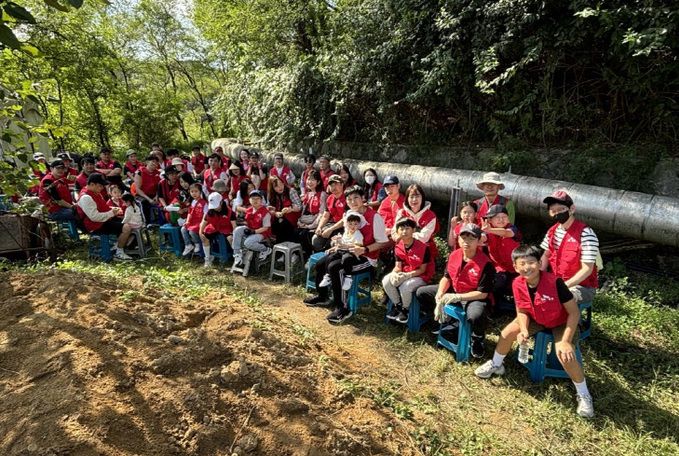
[319,274,332,288]
[233,253,242,265]
[258,247,272,261]
[182,244,194,256]
[474,360,506,379]
[114,251,133,261]
[576,393,594,418]
[193,244,201,253]
[204,256,214,268]
[342,276,353,291]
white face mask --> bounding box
[365,175,376,185]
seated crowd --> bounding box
[32,145,599,419]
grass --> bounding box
[7,237,679,455]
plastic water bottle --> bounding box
[518,341,530,364]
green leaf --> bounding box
[4,2,37,24]
[0,23,22,50]
[1,132,13,143]
[67,0,84,7]
[20,43,41,57]
[42,0,70,13]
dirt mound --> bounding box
[0,270,413,456]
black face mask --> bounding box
[552,210,570,224]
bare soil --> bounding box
[0,269,421,456]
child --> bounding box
[107,185,125,218]
[200,192,237,268]
[481,204,521,301]
[447,201,477,250]
[384,217,434,323]
[181,183,208,256]
[121,193,143,229]
[318,211,365,291]
[231,190,272,266]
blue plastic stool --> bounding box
[159,224,183,256]
[148,204,165,226]
[578,301,592,340]
[210,234,233,264]
[436,305,472,362]
[57,220,79,240]
[305,252,326,292]
[520,329,584,382]
[346,271,372,313]
[386,295,431,332]
[88,234,118,262]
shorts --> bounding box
[527,320,580,343]
[91,218,123,236]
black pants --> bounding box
[415,284,489,338]
[294,227,314,257]
[272,216,297,243]
[314,251,372,309]
[90,218,123,236]
[136,197,155,226]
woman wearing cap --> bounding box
[295,169,327,256]
[228,160,247,200]
[474,172,515,225]
[200,192,237,268]
[392,184,440,262]
[362,168,385,209]
[267,175,302,243]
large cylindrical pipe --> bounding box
[214,140,679,247]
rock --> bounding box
[168,335,184,345]
[238,434,258,453]
[277,398,309,415]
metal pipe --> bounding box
[214,140,679,247]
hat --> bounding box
[543,190,574,207]
[394,217,417,230]
[274,152,284,159]
[208,192,223,210]
[344,210,367,229]
[126,149,136,157]
[327,174,342,184]
[250,151,260,158]
[33,153,45,160]
[50,159,66,169]
[164,165,178,174]
[483,204,509,219]
[212,179,228,193]
[459,223,482,239]
[229,163,240,171]
[476,172,505,190]
[171,157,184,166]
[249,189,264,198]
[87,173,109,186]
[57,152,70,160]
[383,175,400,185]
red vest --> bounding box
[203,167,223,193]
[124,160,142,176]
[302,191,323,215]
[245,206,271,238]
[38,173,73,213]
[158,178,180,204]
[320,169,335,188]
[486,223,520,273]
[475,195,509,226]
[367,182,383,203]
[191,154,207,174]
[378,194,405,230]
[77,188,112,232]
[106,198,126,217]
[395,239,434,283]
[513,271,569,328]
[185,199,207,232]
[138,166,160,197]
[203,206,235,235]
[270,165,293,184]
[398,206,440,260]
[446,248,492,295]
[301,168,313,192]
[358,208,380,260]
[272,192,301,226]
[326,193,346,223]
[230,175,247,196]
[96,160,122,184]
[547,219,598,288]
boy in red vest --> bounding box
[540,190,599,304]
[474,245,594,418]
[474,172,515,225]
[384,218,434,324]
[480,204,521,302]
[231,190,272,267]
[416,223,495,358]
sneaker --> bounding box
[319,274,332,288]
[182,245,194,256]
[258,247,272,261]
[204,256,214,268]
[431,322,458,335]
[342,276,353,291]
[327,308,353,323]
[114,251,133,261]
[303,295,325,305]
[233,253,242,265]
[193,244,201,253]
[471,336,485,358]
[307,298,333,308]
[576,394,594,418]
[474,360,506,379]
[386,304,401,320]
[395,309,409,323]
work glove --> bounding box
[439,293,462,306]
[434,299,445,323]
[389,272,406,287]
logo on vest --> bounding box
[469,267,478,276]
[541,294,555,302]
[567,238,577,243]
[411,253,421,261]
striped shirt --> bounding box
[541,226,599,264]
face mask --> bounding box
[553,210,570,224]
[365,175,376,185]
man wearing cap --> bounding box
[191,146,208,178]
[246,151,269,191]
[134,154,162,224]
[55,152,78,188]
[474,172,515,225]
[270,152,295,186]
[96,147,124,188]
[38,160,76,221]
[28,153,47,195]
[312,174,346,252]
[124,150,143,182]
[378,175,405,238]
[317,155,335,189]
[77,173,133,261]
[540,190,599,303]
[417,223,495,358]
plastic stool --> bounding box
[386,294,431,332]
[209,233,233,264]
[346,271,372,313]
[578,301,592,340]
[148,204,165,226]
[126,228,152,258]
[88,234,118,262]
[305,252,326,292]
[231,239,272,277]
[57,219,80,241]
[269,242,304,283]
[436,305,472,362]
[520,329,584,382]
[159,224,183,256]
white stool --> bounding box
[269,242,304,283]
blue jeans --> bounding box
[48,208,74,222]
[181,226,200,245]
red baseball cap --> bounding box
[543,190,574,207]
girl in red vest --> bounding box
[294,170,327,256]
[181,183,208,256]
[200,192,237,268]
[384,218,434,324]
[267,176,301,243]
[107,185,126,217]
[447,201,477,250]
[362,168,384,209]
[231,190,272,267]
[228,161,247,200]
